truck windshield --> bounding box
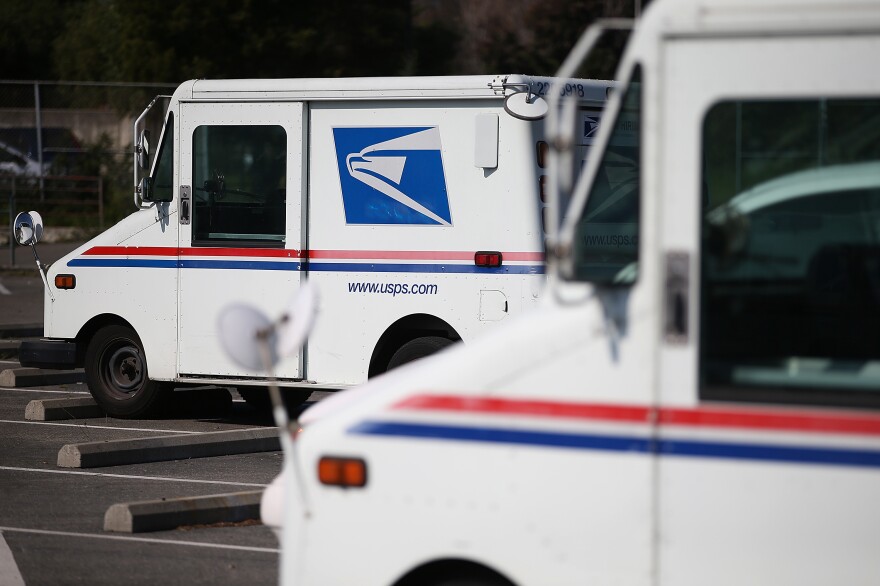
[569,66,641,285]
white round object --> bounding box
[278,282,319,358]
[504,92,549,121]
[217,303,277,371]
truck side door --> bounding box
[177,102,306,379]
[657,32,880,584]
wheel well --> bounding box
[392,559,516,586]
[368,313,460,378]
[74,314,136,368]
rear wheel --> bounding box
[84,324,169,418]
[387,336,453,371]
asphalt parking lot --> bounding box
[0,251,329,585]
[0,381,284,585]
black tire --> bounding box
[430,580,508,586]
[237,386,312,412]
[387,336,453,371]
[423,567,513,586]
[84,324,169,418]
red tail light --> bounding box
[474,251,502,268]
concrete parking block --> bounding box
[26,397,104,421]
[0,367,85,387]
[57,427,281,468]
[104,490,263,533]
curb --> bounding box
[0,367,85,387]
[57,427,281,468]
[26,397,104,421]
[104,490,264,533]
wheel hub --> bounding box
[108,346,144,392]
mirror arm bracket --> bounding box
[29,242,54,302]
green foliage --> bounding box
[0,0,74,80]
[3,0,634,84]
[0,0,636,229]
[471,0,631,78]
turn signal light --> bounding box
[318,456,367,488]
[474,251,502,268]
[54,274,76,289]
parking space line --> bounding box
[0,282,10,296]
[0,531,25,586]
[0,419,203,434]
[0,386,91,394]
[0,526,279,554]
[0,466,268,487]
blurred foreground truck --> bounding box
[262,0,880,584]
[17,75,612,417]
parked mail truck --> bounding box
[261,0,880,584]
[18,75,611,417]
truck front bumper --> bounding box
[18,340,77,369]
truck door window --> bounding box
[700,98,880,407]
[192,125,287,246]
[152,113,174,202]
[570,66,641,285]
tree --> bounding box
[0,0,75,80]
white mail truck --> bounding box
[17,75,611,417]
[261,0,880,584]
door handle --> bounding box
[180,185,191,225]
[664,251,689,344]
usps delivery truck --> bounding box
[260,0,880,584]
[16,75,611,417]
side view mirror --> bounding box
[706,205,750,264]
[139,177,154,202]
[204,177,224,194]
[217,283,319,431]
[218,283,319,373]
[13,210,44,246]
[136,130,150,170]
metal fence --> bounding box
[0,80,177,238]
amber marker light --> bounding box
[54,274,76,290]
[318,456,367,488]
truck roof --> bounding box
[640,0,880,38]
[173,74,612,103]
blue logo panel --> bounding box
[333,127,452,225]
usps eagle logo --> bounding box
[333,127,452,225]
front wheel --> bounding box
[386,336,453,371]
[84,324,169,418]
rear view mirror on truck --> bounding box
[138,177,154,202]
[136,129,150,170]
[13,210,43,245]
